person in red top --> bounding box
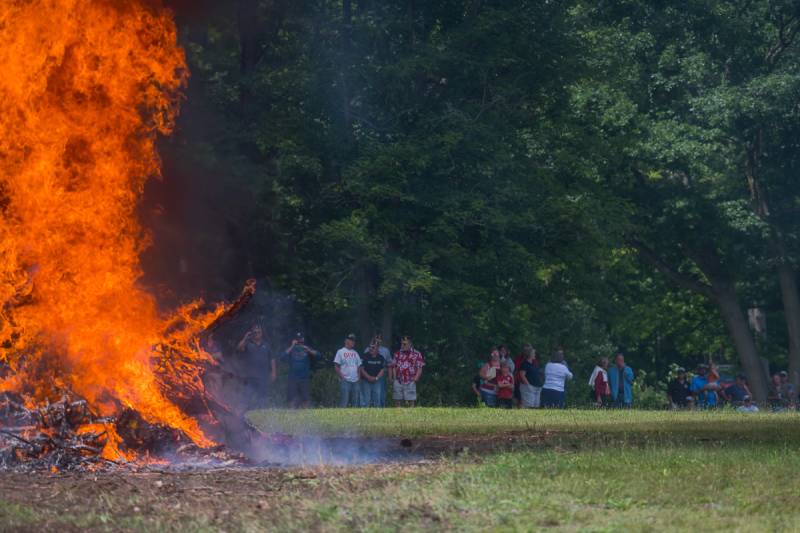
[588,356,610,407]
[496,361,515,409]
[390,335,425,407]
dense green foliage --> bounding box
[155,1,800,404]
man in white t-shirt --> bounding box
[334,333,362,407]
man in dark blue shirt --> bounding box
[283,332,319,408]
[236,324,276,409]
[721,374,751,406]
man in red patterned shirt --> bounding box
[390,335,425,407]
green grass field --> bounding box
[1,409,799,531]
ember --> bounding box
[0,0,253,469]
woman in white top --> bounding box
[541,350,573,408]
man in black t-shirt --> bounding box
[667,368,692,409]
[359,343,386,408]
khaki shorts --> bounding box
[393,380,417,401]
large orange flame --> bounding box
[0,0,220,455]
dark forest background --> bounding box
[141,0,800,405]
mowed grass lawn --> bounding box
[1,409,799,532]
[246,408,800,531]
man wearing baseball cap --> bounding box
[282,332,319,408]
[667,367,691,409]
[334,333,362,407]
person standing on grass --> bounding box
[390,335,425,407]
[334,333,362,407]
[282,332,318,409]
[367,334,393,407]
[691,363,718,409]
[667,368,692,409]
[608,352,634,408]
[236,323,276,409]
[498,345,515,375]
[588,356,610,407]
[496,361,515,409]
[541,349,573,408]
[359,342,386,408]
[519,347,543,408]
[513,344,531,408]
[479,350,501,407]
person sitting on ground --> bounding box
[334,333,362,407]
[496,361,515,409]
[608,352,634,408]
[768,372,791,411]
[690,363,718,409]
[283,332,319,409]
[779,371,797,409]
[479,350,501,407]
[541,349,573,408]
[390,335,425,407]
[667,367,692,409]
[737,395,759,413]
[721,373,751,407]
[519,347,543,408]
[589,356,610,407]
[359,342,386,408]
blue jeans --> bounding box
[378,375,387,407]
[339,380,360,407]
[360,379,382,407]
[541,388,565,408]
[480,390,497,407]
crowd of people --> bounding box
[210,324,798,411]
[209,325,425,409]
[472,345,798,411]
[473,346,635,409]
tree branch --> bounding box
[766,15,800,66]
[629,239,714,298]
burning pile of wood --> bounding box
[0,392,249,471]
[0,393,114,471]
[0,280,260,472]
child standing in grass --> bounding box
[496,362,515,409]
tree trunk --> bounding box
[712,282,770,402]
[381,293,394,351]
[237,0,260,75]
[356,264,373,346]
[634,240,771,401]
[777,261,800,389]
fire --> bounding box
[0,0,222,456]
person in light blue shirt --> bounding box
[607,352,634,408]
[690,364,718,408]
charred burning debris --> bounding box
[0,281,260,472]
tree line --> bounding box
[153,0,800,403]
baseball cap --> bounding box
[346,333,356,341]
[779,370,788,377]
[295,332,304,340]
[677,367,686,373]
